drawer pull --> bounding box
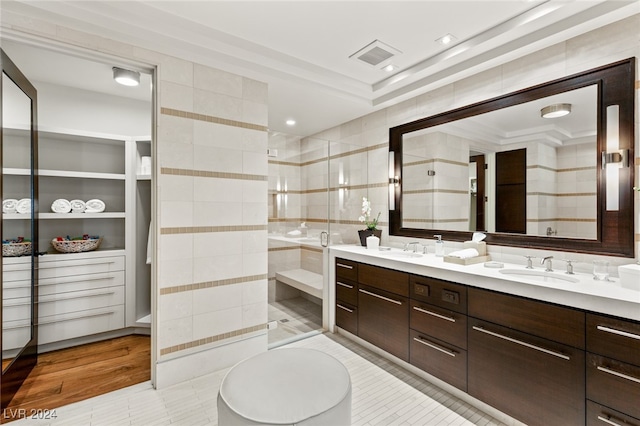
[37,310,116,326]
[38,290,117,304]
[413,306,455,322]
[337,282,354,289]
[472,326,570,360]
[336,263,353,270]
[39,275,117,287]
[359,289,402,305]
[337,304,354,313]
[413,336,456,357]
[597,325,640,341]
[37,260,118,270]
[597,366,640,384]
[597,415,624,426]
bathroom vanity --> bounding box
[330,246,640,426]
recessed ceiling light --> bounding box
[436,33,457,45]
[382,64,397,72]
[286,119,296,126]
[113,67,140,86]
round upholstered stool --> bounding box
[217,348,351,425]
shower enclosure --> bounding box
[267,133,330,346]
[267,131,382,347]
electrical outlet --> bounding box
[442,289,459,304]
[414,284,430,297]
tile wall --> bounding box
[1,9,269,388]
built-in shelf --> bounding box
[3,212,126,220]
[3,168,125,180]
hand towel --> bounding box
[447,248,479,259]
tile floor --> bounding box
[267,296,322,346]
[9,332,513,426]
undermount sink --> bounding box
[378,250,423,258]
[499,268,579,283]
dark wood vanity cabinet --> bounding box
[335,259,411,360]
[334,257,640,426]
[468,288,586,426]
[409,275,468,391]
[335,259,359,335]
[586,313,640,423]
[358,264,409,361]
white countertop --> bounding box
[330,245,640,321]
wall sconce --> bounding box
[113,67,140,86]
[541,103,571,118]
[389,151,399,210]
[602,105,629,211]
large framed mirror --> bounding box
[389,58,635,257]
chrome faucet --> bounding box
[541,256,554,272]
[562,259,575,275]
[524,256,535,269]
[404,242,421,253]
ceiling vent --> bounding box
[349,40,401,67]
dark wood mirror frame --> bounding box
[389,58,635,257]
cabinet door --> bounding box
[336,258,358,282]
[587,400,640,426]
[336,279,357,306]
[410,329,467,391]
[587,353,640,419]
[469,287,585,349]
[410,300,466,349]
[587,313,640,366]
[468,318,585,426]
[358,285,409,361]
[335,302,357,335]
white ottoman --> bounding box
[217,348,351,425]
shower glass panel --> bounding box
[267,133,330,347]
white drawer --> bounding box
[2,305,125,349]
[1,320,31,352]
[3,255,125,282]
[2,271,125,300]
[2,285,124,322]
[38,305,125,345]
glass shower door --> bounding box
[267,134,330,347]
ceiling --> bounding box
[1,0,637,137]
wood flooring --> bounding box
[1,335,150,424]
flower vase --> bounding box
[358,229,382,247]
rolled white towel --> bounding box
[447,248,480,259]
[70,199,86,213]
[51,199,71,213]
[3,199,18,214]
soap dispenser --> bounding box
[434,235,444,257]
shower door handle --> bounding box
[320,231,328,247]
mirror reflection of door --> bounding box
[495,148,526,234]
[469,154,486,232]
[1,49,39,410]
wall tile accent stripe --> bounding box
[161,167,267,182]
[404,218,468,224]
[404,189,469,195]
[268,245,323,254]
[268,217,391,228]
[529,192,597,197]
[161,225,267,235]
[268,143,388,168]
[528,165,597,173]
[528,218,596,223]
[405,158,468,167]
[160,274,267,295]
[160,323,267,356]
[161,107,268,132]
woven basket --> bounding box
[51,238,102,253]
[2,242,32,257]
